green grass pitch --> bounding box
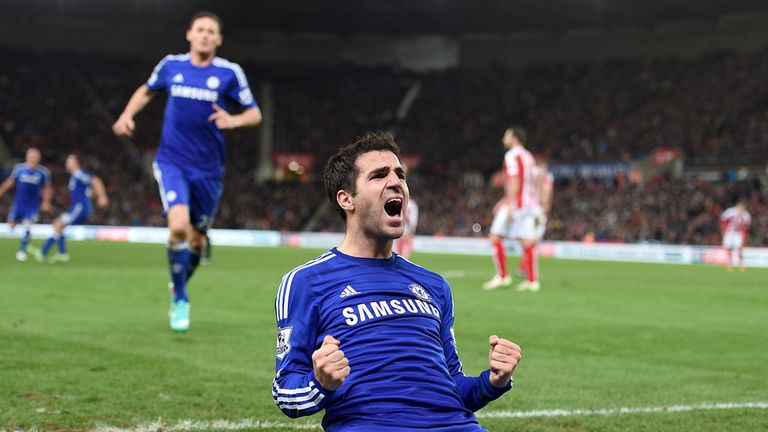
[1,238,766,431]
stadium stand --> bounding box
[0,48,766,245]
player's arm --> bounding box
[209,65,263,130]
[439,278,517,411]
[113,85,156,137]
[41,184,53,213]
[40,168,52,212]
[719,215,728,235]
[541,178,553,214]
[91,176,109,208]
[0,176,14,198]
[208,104,262,130]
[273,271,341,418]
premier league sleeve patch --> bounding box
[276,327,293,360]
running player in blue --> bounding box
[0,148,52,261]
[113,11,262,332]
[34,153,109,263]
[273,132,522,431]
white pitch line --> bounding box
[93,419,321,432]
[476,401,768,419]
[90,401,768,431]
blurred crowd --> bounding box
[1,48,767,245]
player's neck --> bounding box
[190,50,215,67]
[337,229,393,259]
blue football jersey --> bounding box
[69,169,93,209]
[11,163,50,209]
[146,53,258,175]
[273,248,511,432]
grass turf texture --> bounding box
[0,238,766,432]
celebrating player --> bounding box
[515,157,553,288]
[392,196,418,259]
[0,148,52,261]
[720,201,751,272]
[483,126,539,291]
[34,154,108,263]
[272,132,521,431]
[112,11,262,332]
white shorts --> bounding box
[491,206,539,240]
[722,232,744,249]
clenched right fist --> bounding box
[312,335,350,391]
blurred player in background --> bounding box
[515,157,553,290]
[273,132,521,430]
[392,197,418,259]
[33,154,108,263]
[483,126,538,291]
[113,11,262,332]
[720,201,751,272]
[0,148,52,261]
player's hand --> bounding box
[113,114,136,137]
[97,196,109,208]
[312,335,350,391]
[488,335,521,388]
[208,104,240,130]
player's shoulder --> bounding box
[39,165,51,176]
[280,250,339,282]
[212,57,248,87]
[212,56,245,71]
[75,169,93,181]
[12,162,26,172]
[152,53,190,73]
[395,255,447,286]
[160,52,190,64]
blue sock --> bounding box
[58,234,67,254]
[186,248,202,280]
[42,234,58,256]
[19,230,31,252]
[167,241,190,303]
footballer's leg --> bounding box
[154,161,192,331]
[167,204,192,331]
[39,217,63,261]
[16,217,35,261]
[484,206,512,289]
[187,226,207,281]
[186,174,221,281]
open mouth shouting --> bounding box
[384,196,404,223]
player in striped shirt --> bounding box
[273,132,522,431]
[720,201,751,272]
[483,126,539,291]
[514,157,553,290]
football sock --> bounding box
[19,229,31,252]
[168,240,190,303]
[732,249,740,267]
[525,245,537,282]
[517,251,528,273]
[492,240,508,278]
[58,234,67,254]
[187,247,202,280]
[42,233,60,256]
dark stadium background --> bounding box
[1,0,766,245]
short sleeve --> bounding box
[146,55,171,91]
[225,63,257,109]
